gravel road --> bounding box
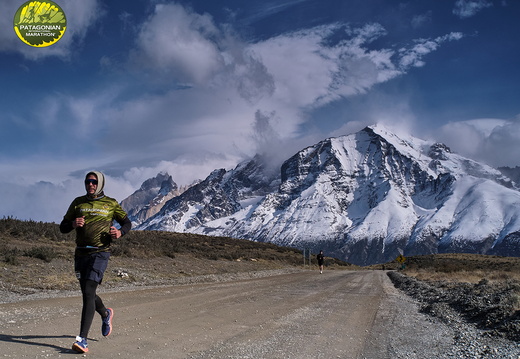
[1,270,519,358]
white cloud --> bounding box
[399,32,464,68]
[130,3,224,85]
[251,25,341,107]
[435,118,520,167]
[109,7,465,165]
[453,0,493,19]
[329,90,418,139]
[253,23,397,108]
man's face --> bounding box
[85,174,98,196]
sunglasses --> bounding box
[85,179,98,185]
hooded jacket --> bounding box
[60,171,131,254]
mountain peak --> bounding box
[139,172,175,191]
[121,172,184,226]
[130,127,520,265]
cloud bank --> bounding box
[436,118,520,168]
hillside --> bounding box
[0,218,350,296]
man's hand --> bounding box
[73,216,85,228]
[110,226,122,239]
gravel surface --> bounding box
[388,271,520,359]
[2,269,520,358]
[0,268,300,304]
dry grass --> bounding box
[401,253,520,283]
[115,229,307,265]
[0,218,352,292]
[365,252,520,284]
[404,268,520,284]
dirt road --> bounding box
[0,270,453,358]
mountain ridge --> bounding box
[126,125,520,265]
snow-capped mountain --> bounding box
[133,125,520,265]
[136,155,280,232]
[121,172,188,226]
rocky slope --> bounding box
[133,125,520,265]
[121,172,193,226]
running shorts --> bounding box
[74,251,110,284]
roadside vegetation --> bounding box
[0,217,350,291]
[369,252,520,283]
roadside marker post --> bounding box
[303,248,312,267]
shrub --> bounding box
[3,248,21,265]
[0,216,74,242]
[24,246,57,263]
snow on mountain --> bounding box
[134,125,520,265]
[121,172,186,226]
[139,155,280,232]
[498,166,520,190]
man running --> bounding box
[317,250,324,274]
[60,171,131,353]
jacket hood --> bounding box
[85,171,105,198]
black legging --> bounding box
[79,279,108,338]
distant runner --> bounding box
[317,250,324,274]
[60,171,131,353]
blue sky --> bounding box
[1,0,519,222]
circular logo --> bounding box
[13,1,67,47]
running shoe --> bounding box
[102,308,114,337]
[72,336,88,353]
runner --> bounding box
[60,171,131,353]
[317,250,324,273]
